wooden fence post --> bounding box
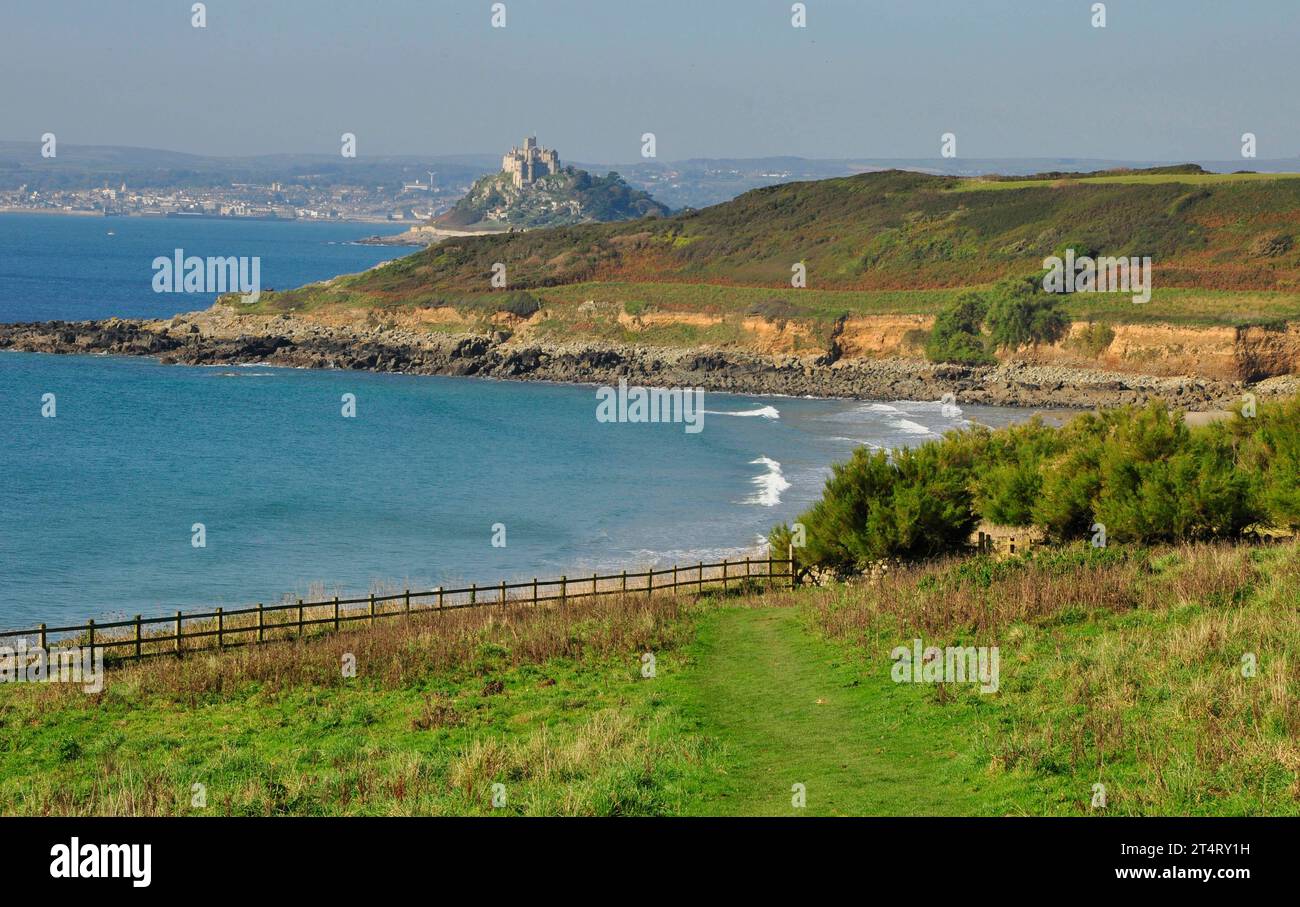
[134,614,142,660]
[592,572,598,599]
[767,551,774,590]
[722,559,729,593]
[646,567,653,599]
[470,583,477,606]
[672,564,678,596]
[38,623,46,651]
[256,603,264,642]
[404,589,411,620]
[531,578,538,607]
[789,543,797,589]
[698,561,704,595]
[216,608,223,649]
[86,619,94,660]
[560,576,567,608]
[367,593,375,626]
[333,596,340,632]
[437,587,444,611]
[297,599,304,638]
[500,580,507,607]
[174,611,182,657]
[621,570,627,594]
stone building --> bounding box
[501,136,561,188]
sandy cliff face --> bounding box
[728,313,1300,381]
[1014,322,1300,381]
[1236,324,1300,381]
[836,315,932,359]
[261,306,1300,382]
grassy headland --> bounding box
[217,166,1300,385]
[245,167,1300,328]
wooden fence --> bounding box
[1,554,795,664]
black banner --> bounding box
[1,817,1281,892]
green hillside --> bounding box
[248,166,1300,329]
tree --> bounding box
[925,291,994,365]
[984,275,1068,350]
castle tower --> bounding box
[501,137,558,188]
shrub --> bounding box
[1240,395,1300,530]
[1065,321,1116,358]
[780,434,980,573]
[924,291,994,365]
[498,291,541,318]
[972,420,1063,525]
[746,297,800,324]
[782,397,1296,574]
[984,275,1068,350]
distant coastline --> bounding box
[5,307,1297,411]
[0,207,410,225]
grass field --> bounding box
[952,172,1300,192]
[256,279,1300,335]
[3,539,1297,816]
[534,282,1300,329]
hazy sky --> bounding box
[2,0,1297,162]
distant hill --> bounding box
[244,164,1300,378]
[437,166,670,229]
[288,166,1300,297]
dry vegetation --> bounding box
[795,540,1300,814]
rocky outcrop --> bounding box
[5,309,1298,410]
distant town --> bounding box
[0,177,468,223]
[5,140,1287,223]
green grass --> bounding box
[0,594,722,816]
[5,541,1297,815]
[803,541,1300,815]
[667,606,1021,815]
[952,172,1300,192]
[537,282,1300,328]
[0,648,720,816]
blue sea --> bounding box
[0,214,1030,627]
[0,212,410,323]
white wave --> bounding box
[891,418,934,436]
[746,456,791,506]
[898,398,967,420]
[704,405,780,419]
[864,402,904,414]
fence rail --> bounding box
[1,555,796,664]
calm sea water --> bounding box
[0,212,408,322]
[0,215,1031,627]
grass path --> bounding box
[670,606,1018,816]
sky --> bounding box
[1,0,1297,163]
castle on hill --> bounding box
[501,136,560,189]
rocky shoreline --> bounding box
[3,309,1297,411]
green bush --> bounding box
[781,397,1298,573]
[498,291,541,317]
[776,434,980,575]
[1065,321,1115,357]
[984,275,1068,350]
[1239,395,1300,530]
[924,291,994,365]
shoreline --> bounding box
[0,208,413,226]
[3,308,1298,411]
